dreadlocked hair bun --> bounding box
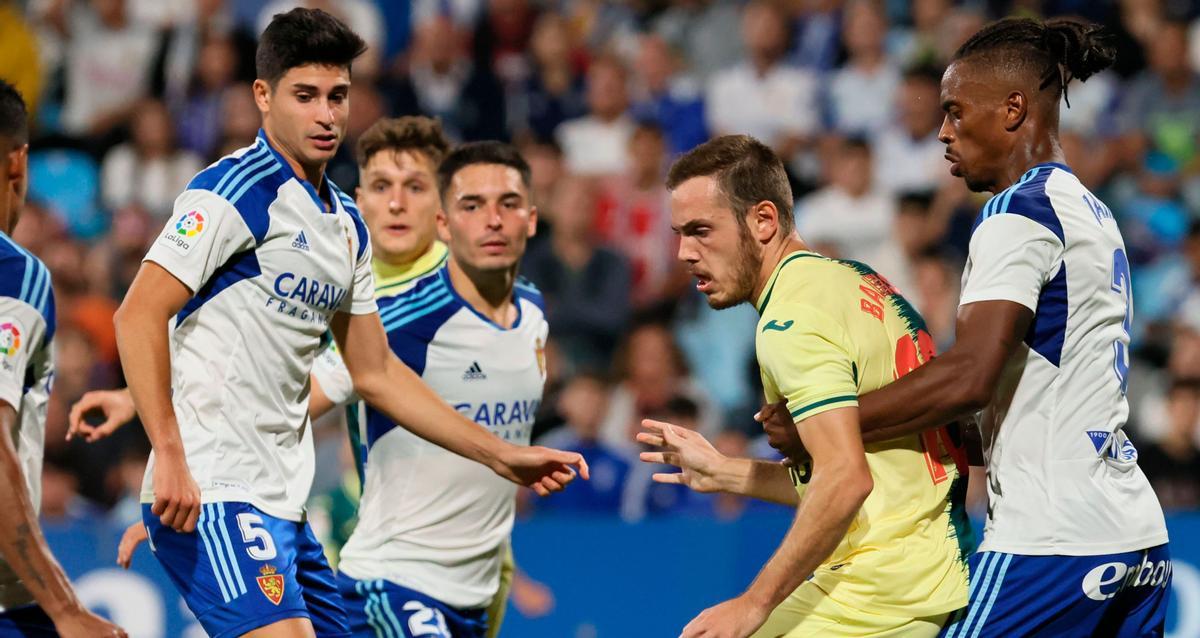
[1041,18,1116,85]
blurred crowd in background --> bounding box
[2,0,1200,546]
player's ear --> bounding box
[526,205,538,238]
[252,79,272,115]
[436,207,450,242]
[1003,90,1027,132]
[750,200,780,243]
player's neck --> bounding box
[996,131,1065,192]
[264,129,328,206]
[447,256,518,328]
[751,236,809,306]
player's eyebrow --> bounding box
[676,220,709,235]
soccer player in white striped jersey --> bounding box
[761,17,1169,638]
[106,10,585,638]
[0,79,126,638]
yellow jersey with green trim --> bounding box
[372,240,449,296]
[755,250,972,618]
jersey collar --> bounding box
[372,241,450,294]
[755,250,822,315]
[256,128,336,214]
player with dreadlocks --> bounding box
[758,17,1172,637]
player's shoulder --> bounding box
[0,233,52,313]
[329,179,369,260]
[514,276,546,314]
[974,162,1076,243]
[378,268,461,337]
[765,251,858,304]
[179,137,282,243]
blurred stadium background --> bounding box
[2,0,1200,635]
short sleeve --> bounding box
[342,236,378,315]
[757,304,858,423]
[311,338,358,407]
[143,190,256,294]
[0,298,46,410]
[960,214,1062,312]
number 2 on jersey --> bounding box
[1110,249,1131,395]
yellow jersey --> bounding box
[755,250,973,618]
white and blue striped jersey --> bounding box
[961,162,1168,555]
[0,231,54,611]
[138,129,377,522]
[312,265,548,609]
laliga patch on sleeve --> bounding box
[158,207,210,256]
[0,318,22,367]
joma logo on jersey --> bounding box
[272,273,347,311]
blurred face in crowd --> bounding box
[587,60,629,121]
[132,99,174,157]
[439,163,537,274]
[832,145,873,196]
[742,2,789,65]
[670,176,763,309]
[91,0,127,28]
[629,126,666,185]
[222,84,261,145]
[624,324,683,395]
[416,17,462,72]
[559,376,610,441]
[938,60,1013,193]
[549,175,596,241]
[254,63,351,174]
[530,13,571,68]
[899,75,943,138]
[843,0,887,59]
[637,35,676,94]
[197,35,237,91]
[1149,23,1190,80]
[357,149,441,266]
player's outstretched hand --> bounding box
[680,595,769,638]
[637,419,727,493]
[151,455,202,532]
[116,521,148,569]
[755,400,808,465]
[67,388,136,442]
[496,445,590,496]
[51,605,127,638]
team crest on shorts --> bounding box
[256,564,284,605]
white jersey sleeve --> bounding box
[959,213,1063,312]
[343,238,377,315]
[311,339,358,406]
[0,298,46,410]
[144,190,257,293]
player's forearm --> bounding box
[354,356,506,471]
[0,405,83,618]
[114,304,184,459]
[857,350,987,444]
[743,467,871,610]
[717,459,798,506]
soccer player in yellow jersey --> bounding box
[639,134,972,638]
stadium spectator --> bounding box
[100,98,203,217]
[510,12,586,142]
[535,373,631,515]
[629,34,708,157]
[825,0,900,138]
[596,122,680,310]
[1117,18,1200,171]
[652,0,743,82]
[599,321,721,455]
[59,0,157,143]
[390,16,507,142]
[873,65,946,195]
[522,175,631,373]
[1139,378,1200,511]
[171,32,242,158]
[795,137,895,262]
[555,55,634,176]
[705,0,818,166]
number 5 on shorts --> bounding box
[237,513,277,560]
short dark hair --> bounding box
[255,8,367,86]
[666,134,794,233]
[0,80,28,147]
[437,141,532,201]
[953,17,1115,106]
[356,117,451,169]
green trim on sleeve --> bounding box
[789,395,859,420]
